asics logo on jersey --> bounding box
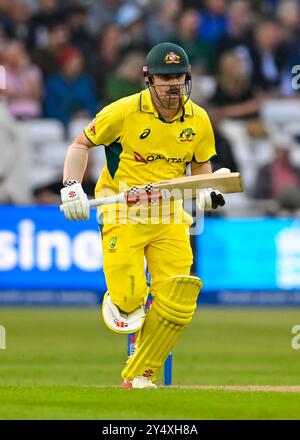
[140,129,151,139]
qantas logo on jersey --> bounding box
[133,151,148,163]
[133,151,185,163]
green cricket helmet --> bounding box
[144,42,190,75]
[143,42,192,113]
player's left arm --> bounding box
[191,109,230,210]
[191,160,212,175]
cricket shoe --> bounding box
[122,376,157,389]
[122,380,133,389]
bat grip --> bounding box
[88,193,125,207]
[126,190,163,205]
[59,193,126,211]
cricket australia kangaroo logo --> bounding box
[109,237,118,252]
[179,128,195,142]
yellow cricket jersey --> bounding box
[84,88,216,221]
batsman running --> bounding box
[60,42,230,388]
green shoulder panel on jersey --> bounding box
[105,139,123,179]
[103,93,142,178]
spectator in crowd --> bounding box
[0,101,32,204]
[44,46,98,126]
[0,26,6,64]
[210,128,239,172]
[9,1,31,43]
[276,0,300,95]
[67,5,95,58]
[19,1,39,14]
[145,0,181,46]
[197,0,228,44]
[209,51,261,121]
[171,7,215,74]
[115,2,148,53]
[87,0,122,36]
[32,21,70,78]
[90,24,122,103]
[277,0,300,39]
[265,0,286,13]
[247,18,287,93]
[253,134,300,212]
[28,0,65,49]
[104,51,144,103]
[244,0,272,13]
[4,40,43,119]
[0,0,12,37]
[217,0,254,57]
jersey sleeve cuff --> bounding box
[83,129,99,146]
[192,153,217,164]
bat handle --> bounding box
[88,193,126,207]
[59,192,126,211]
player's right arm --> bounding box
[63,132,94,184]
[60,100,126,221]
[60,132,94,221]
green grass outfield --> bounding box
[0,307,300,419]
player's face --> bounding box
[151,74,186,110]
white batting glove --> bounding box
[213,168,231,175]
[60,181,90,220]
[197,168,231,211]
[197,188,225,211]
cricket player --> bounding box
[60,42,229,388]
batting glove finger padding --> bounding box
[197,188,226,211]
[60,182,90,221]
[196,168,230,211]
[211,190,225,209]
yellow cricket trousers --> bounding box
[100,216,193,313]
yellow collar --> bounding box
[140,89,194,119]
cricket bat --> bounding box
[84,172,243,208]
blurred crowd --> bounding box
[0,0,300,216]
